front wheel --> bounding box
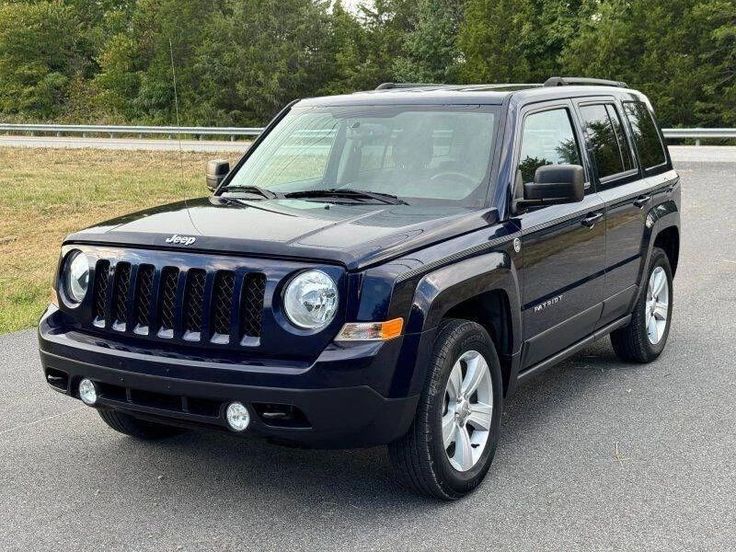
[388,319,503,500]
[611,247,673,363]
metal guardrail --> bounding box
[0,123,262,141]
[1,123,735,144]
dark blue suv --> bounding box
[39,77,680,499]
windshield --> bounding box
[225,105,499,207]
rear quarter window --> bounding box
[623,101,667,170]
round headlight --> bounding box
[64,251,90,305]
[283,270,338,329]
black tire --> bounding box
[610,247,673,363]
[97,409,186,440]
[388,319,504,500]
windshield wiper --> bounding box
[221,185,283,200]
[285,188,408,205]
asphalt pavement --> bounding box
[1,148,735,551]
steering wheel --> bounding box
[429,171,476,186]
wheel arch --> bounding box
[405,251,522,397]
[653,225,680,276]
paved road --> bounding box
[2,150,736,551]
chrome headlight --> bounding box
[63,250,90,306]
[283,270,338,330]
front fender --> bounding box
[397,249,522,397]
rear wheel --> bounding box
[611,247,673,363]
[388,319,503,500]
[97,409,186,440]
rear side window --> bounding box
[518,108,582,183]
[623,101,667,170]
[580,103,635,179]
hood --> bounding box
[66,197,498,270]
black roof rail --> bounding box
[543,76,628,88]
[375,82,443,90]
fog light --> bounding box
[226,402,250,432]
[78,378,97,406]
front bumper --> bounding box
[38,307,419,448]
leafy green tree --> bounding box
[458,0,533,83]
[95,0,220,124]
[192,0,334,125]
[392,0,464,83]
[561,0,736,127]
[0,1,88,119]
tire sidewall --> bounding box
[427,322,503,495]
[638,249,674,357]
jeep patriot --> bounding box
[39,77,680,499]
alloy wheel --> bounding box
[646,266,669,345]
[442,350,493,472]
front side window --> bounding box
[226,105,498,206]
[518,108,581,183]
[623,101,667,170]
[580,103,635,179]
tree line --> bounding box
[0,0,733,129]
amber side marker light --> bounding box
[335,318,404,342]
[50,287,59,307]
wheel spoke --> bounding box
[447,363,462,401]
[653,302,668,321]
[452,426,474,471]
[442,412,456,449]
[648,315,658,341]
[652,270,666,298]
[467,402,492,430]
[461,353,487,397]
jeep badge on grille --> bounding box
[165,234,196,246]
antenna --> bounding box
[169,38,185,182]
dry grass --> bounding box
[0,147,238,333]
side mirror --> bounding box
[519,164,584,209]
[206,160,230,192]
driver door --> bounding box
[515,101,606,369]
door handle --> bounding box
[633,195,652,208]
[581,212,604,228]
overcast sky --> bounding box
[341,0,372,13]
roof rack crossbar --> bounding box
[543,77,628,88]
[375,82,443,90]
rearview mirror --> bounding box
[206,160,230,192]
[518,164,585,210]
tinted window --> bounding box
[518,109,581,183]
[580,104,634,179]
[606,105,635,171]
[623,101,667,169]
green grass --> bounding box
[0,147,238,333]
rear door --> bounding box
[574,97,672,326]
[515,101,606,369]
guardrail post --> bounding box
[695,139,701,146]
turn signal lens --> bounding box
[50,287,59,307]
[335,318,404,342]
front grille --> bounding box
[133,265,155,331]
[159,267,179,335]
[183,269,206,335]
[241,273,266,338]
[211,271,235,337]
[111,262,131,330]
[92,260,110,324]
[90,262,266,346]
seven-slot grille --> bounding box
[91,261,266,345]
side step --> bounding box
[517,315,631,385]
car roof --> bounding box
[297,82,645,108]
